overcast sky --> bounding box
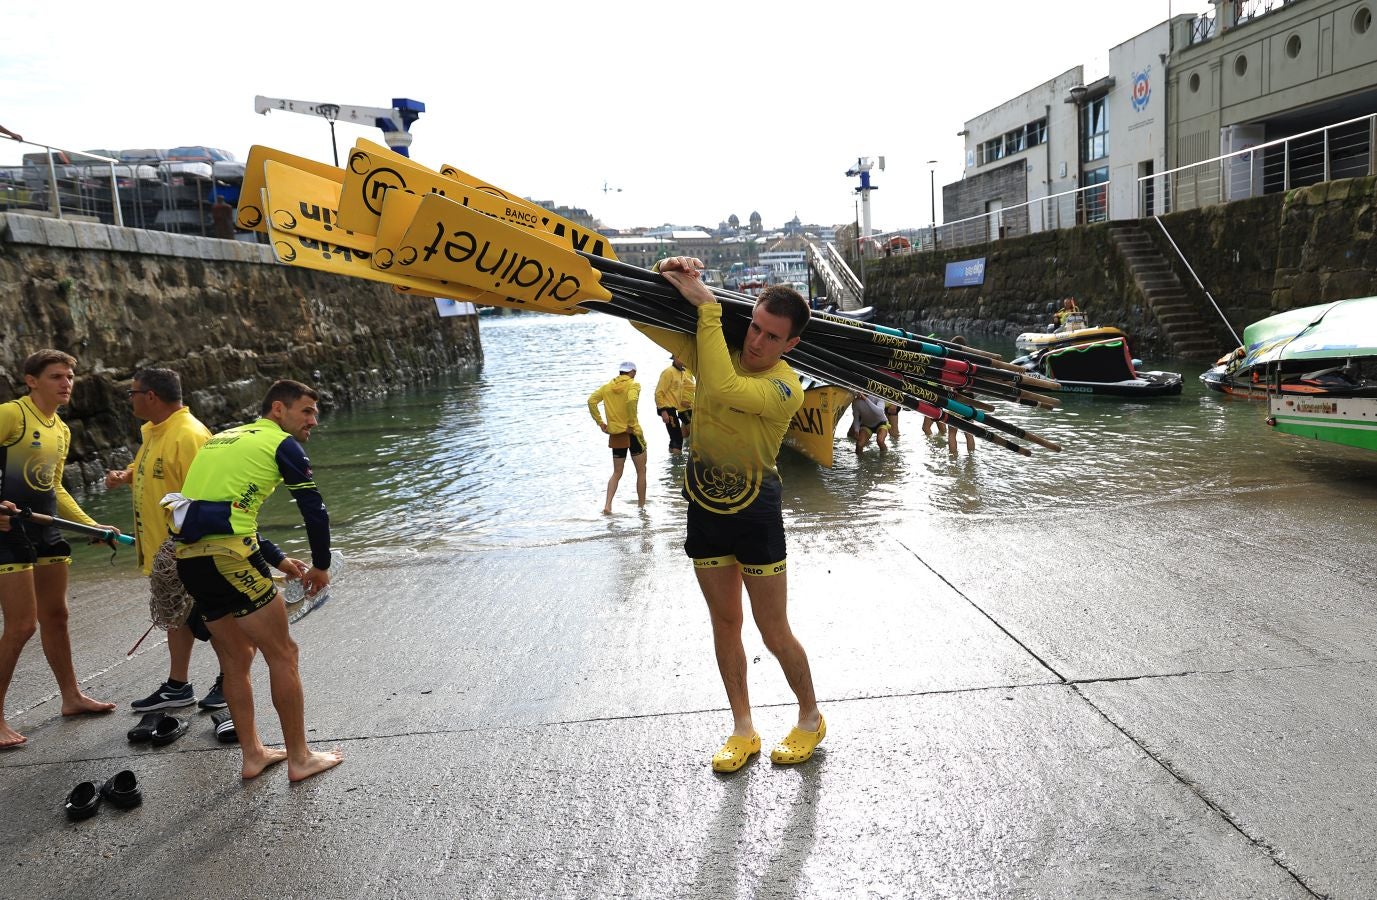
[2,1,1210,233]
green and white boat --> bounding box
[1240,297,1377,452]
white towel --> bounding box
[159,492,190,532]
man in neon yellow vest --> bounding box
[172,379,342,782]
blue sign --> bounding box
[944,257,986,287]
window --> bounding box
[1082,96,1109,162]
[1285,34,1301,58]
[977,117,1048,166]
[1234,54,1248,76]
[1189,72,1201,92]
[1357,7,1372,33]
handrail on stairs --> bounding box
[1146,217,1243,347]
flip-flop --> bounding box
[711,733,761,773]
[98,770,142,809]
[769,715,827,765]
[210,710,237,744]
[150,714,188,747]
[127,712,164,743]
[64,781,100,821]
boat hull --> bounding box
[784,383,854,467]
[1051,373,1184,397]
[1015,325,1126,354]
[1268,394,1377,452]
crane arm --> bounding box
[254,95,425,155]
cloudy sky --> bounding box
[1,1,1210,232]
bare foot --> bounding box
[289,748,344,782]
[601,507,612,515]
[241,747,289,780]
[61,694,116,716]
[0,723,27,748]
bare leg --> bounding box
[166,624,195,683]
[204,615,286,779]
[222,594,342,782]
[631,451,647,507]
[0,570,38,747]
[32,564,114,715]
[603,456,626,514]
[743,570,820,731]
[696,564,754,738]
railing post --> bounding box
[45,149,60,218]
[108,162,124,227]
[1323,126,1331,183]
[1283,141,1291,191]
[1370,114,1377,176]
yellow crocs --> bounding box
[769,715,827,765]
[711,733,761,772]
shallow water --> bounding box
[69,311,1377,577]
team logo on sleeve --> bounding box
[770,380,792,401]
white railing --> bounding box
[1138,113,1376,216]
[0,140,124,226]
[0,136,242,235]
[866,181,1111,256]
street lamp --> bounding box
[926,159,939,249]
[1066,84,1087,225]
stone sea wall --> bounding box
[856,174,1377,356]
[0,213,482,490]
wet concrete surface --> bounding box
[2,479,1373,898]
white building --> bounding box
[950,21,1174,236]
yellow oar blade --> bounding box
[239,145,342,233]
[396,193,611,308]
[262,160,373,253]
[341,138,616,261]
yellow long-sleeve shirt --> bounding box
[587,374,645,443]
[0,396,97,526]
[127,407,212,575]
[633,303,802,516]
[654,365,684,410]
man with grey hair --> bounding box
[104,368,221,718]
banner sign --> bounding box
[944,257,986,287]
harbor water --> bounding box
[71,309,1377,577]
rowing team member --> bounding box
[640,257,826,772]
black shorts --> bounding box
[677,410,693,425]
[684,501,787,576]
[612,434,645,459]
[0,525,71,574]
[176,550,278,624]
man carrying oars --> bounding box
[640,257,825,772]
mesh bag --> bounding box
[148,539,195,630]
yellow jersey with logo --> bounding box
[0,396,97,526]
[634,304,802,517]
[128,407,212,575]
[587,374,646,443]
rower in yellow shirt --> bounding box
[588,361,647,514]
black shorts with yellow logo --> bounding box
[684,501,787,577]
[175,550,278,623]
[0,524,72,574]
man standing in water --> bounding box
[588,361,647,514]
[654,356,689,456]
[172,379,342,781]
[639,258,824,772]
[0,350,120,748]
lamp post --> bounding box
[1066,84,1088,225]
[926,159,939,249]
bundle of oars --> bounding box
[236,140,1061,455]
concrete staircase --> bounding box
[1110,222,1224,361]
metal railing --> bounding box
[866,181,1111,256]
[1138,113,1376,216]
[0,137,241,236]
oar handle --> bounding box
[6,509,134,546]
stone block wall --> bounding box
[0,213,483,490]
